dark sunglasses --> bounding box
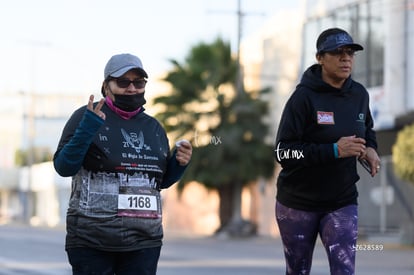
[326,48,356,57]
[112,77,147,89]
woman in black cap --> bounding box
[274,28,380,274]
[54,53,192,275]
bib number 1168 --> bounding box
[129,196,151,208]
[118,194,157,211]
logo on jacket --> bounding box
[357,113,365,123]
[317,111,335,124]
[121,129,151,153]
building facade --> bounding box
[0,92,86,225]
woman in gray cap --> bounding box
[54,53,192,275]
[274,28,380,274]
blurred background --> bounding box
[1,0,414,246]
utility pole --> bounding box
[235,0,244,96]
[19,39,51,223]
[209,0,266,236]
[209,0,264,96]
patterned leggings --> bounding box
[275,201,358,275]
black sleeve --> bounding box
[53,106,104,177]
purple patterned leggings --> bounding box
[276,201,358,275]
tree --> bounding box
[153,38,275,237]
[15,146,53,166]
[392,123,414,185]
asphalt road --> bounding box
[0,224,413,274]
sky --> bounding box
[0,0,301,96]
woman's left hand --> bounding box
[175,140,192,166]
[361,147,381,177]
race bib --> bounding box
[117,186,161,219]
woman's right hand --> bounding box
[87,94,106,120]
[336,135,366,158]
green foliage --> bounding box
[15,147,53,166]
[392,123,414,185]
[153,37,275,190]
[153,38,237,139]
[180,91,274,189]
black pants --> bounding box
[67,246,161,275]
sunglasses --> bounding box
[326,48,356,57]
[112,77,147,89]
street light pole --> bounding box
[19,39,51,224]
[236,0,244,96]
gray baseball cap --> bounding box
[104,53,148,79]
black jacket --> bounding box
[275,64,377,211]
